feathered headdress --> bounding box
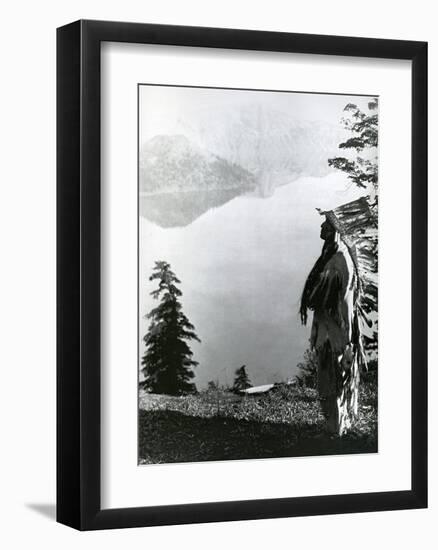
[318,196,378,333]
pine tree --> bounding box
[141,261,200,395]
[232,365,252,393]
[328,99,379,361]
[328,98,378,194]
[207,380,219,392]
[295,349,318,389]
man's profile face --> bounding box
[320,219,335,240]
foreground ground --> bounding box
[138,378,377,464]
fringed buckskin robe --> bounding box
[303,236,360,435]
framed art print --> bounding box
[57,20,427,530]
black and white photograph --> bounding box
[0,0,431,541]
[138,85,379,464]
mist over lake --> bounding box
[139,172,362,389]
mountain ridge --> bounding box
[140,134,256,195]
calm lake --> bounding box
[139,173,362,389]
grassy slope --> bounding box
[138,380,377,464]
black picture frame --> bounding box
[57,19,428,531]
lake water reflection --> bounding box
[139,173,362,389]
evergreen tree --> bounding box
[328,99,379,361]
[295,349,318,389]
[232,365,252,393]
[141,261,200,395]
[328,98,378,194]
[207,380,219,392]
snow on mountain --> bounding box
[138,107,348,227]
[178,106,348,195]
[139,134,256,194]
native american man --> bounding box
[300,202,372,436]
